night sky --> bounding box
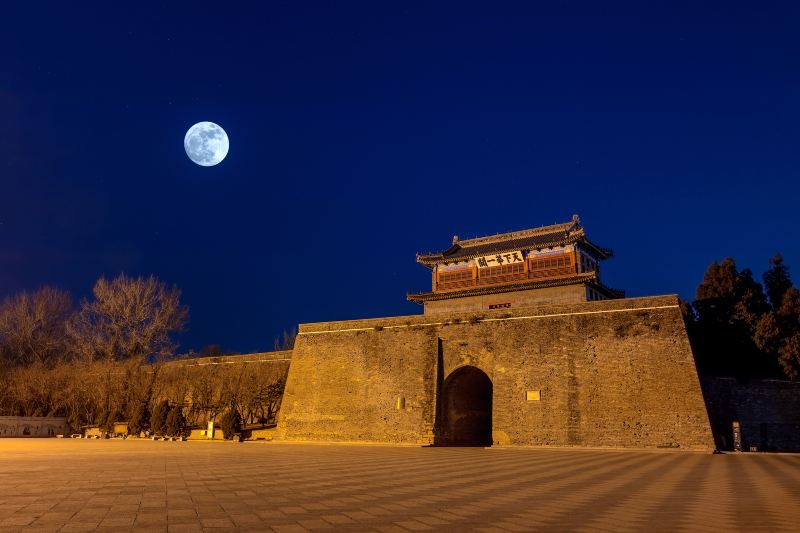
[2,3,799,353]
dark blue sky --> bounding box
[2,2,798,353]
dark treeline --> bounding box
[685,254,800,381]
[0,355,286,437]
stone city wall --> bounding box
[153,350,292,428]
[0,416,69,437]
[277,295,715,450]
[702,377,800,452]
[422,284,587,315]
[164,351,293,368]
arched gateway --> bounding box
[276,217,716,451]
[438,366,493,446]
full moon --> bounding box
[184,121,229,166]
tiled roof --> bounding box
[406,272,625,303]
[416,215,612,267]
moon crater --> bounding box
[184,121,229,166]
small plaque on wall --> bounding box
[526,390,541,402]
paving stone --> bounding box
[59,521,101,531]
[199,517,234,528]
[0,517,35,527]
[166,522,202,532]
[294,518,332,530]
[97,516,135,528]
[270,525,309,533]
[0,439,799,532]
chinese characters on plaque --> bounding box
[475,250,524,268]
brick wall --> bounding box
[164,351,293,367]
[0,416,69,437]
[702,377,800,452]
[422,284,587,315]
[276,295,715,450]
[155,350,292,427]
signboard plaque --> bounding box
[475,250,524,268]
[732,420,742,452]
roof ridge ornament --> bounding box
[440,216,584,250]
[414,215,613,267]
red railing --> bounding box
[436,265,586,292]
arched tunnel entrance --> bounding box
[437,365,493,446]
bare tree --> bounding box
[199,344,223,356]
[0,287,73,367]
[69,274,188,362]
[50,361,95,429]
[273,327,297,351]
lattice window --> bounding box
[529,255,571,271]
[438,267,473,290]
[477,263,526,286]
[481,263,525,277]
[528,253,575,279]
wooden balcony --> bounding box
[437,278,476,291]
[476,271,528,286]
[435,263,585,293]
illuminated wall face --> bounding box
[0,416,69,437]
[278,295,715,451]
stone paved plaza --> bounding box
[0,440,799,532]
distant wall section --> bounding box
[153,350,292,429]
[702,377,800,452]
[165,350,293,369]
[0,416,69,437]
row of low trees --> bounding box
[153,358,288,435]
[0,274,288,437]
[686,254,800,380]
[0,274,189,431]
[0,352,287,436]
